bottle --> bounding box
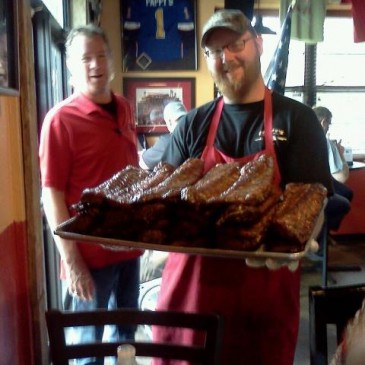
[344,146,353,166]
[117,344,138,365]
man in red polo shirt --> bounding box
[39,24,142,365]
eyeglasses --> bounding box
[204,38,253,60]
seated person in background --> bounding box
[330,300,365,365]
[140,101,187,170]
[313,106,353,202]
[312,107,353,252]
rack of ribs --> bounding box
[65,154,327,253]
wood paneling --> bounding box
[0,96,25,230]
[0,222,33,365]
[0,0,48,363]
[18,0,48,363]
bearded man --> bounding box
[152,9,333,365]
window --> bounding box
[317,17,365,87]
[316,91,365,154]
[261,14,365,155]
[42,0,64,28]
[261,17,305,88]
[32,0,69,310]
[316,17,365,154]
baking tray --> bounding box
[54,209,324,261]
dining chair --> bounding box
[45,308,223,365]
[318,221,361,287]
[308,283,365,365]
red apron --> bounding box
[153,89,300,365]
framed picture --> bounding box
[0,0,18,93]
[123,77,195,133]
[120,0,197,71]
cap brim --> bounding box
[201,25,246,48]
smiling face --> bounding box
[67,34,114,103]
[204,28,264,103]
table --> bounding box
[349,161,365,170]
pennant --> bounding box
[350,0,365,43]
[264,4,293,95]
[280,0,326,44]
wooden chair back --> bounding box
[45,308,223,365]
[309,283,365,365]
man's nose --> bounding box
[221,47,234,63]
[89,57,100,67]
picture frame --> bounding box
[0,0,18,94]
[120,0,197,71]
[123,77,195,133]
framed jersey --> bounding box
[121,0,197,71]
[123,77,195,133]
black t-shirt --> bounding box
[163,92,333,194]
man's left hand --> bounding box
[245,239,319,272]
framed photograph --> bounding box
[123,77,195,133]
[0,0,18,93]
[120,0,197,71]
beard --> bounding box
[212,58,262,102]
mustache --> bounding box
[221,61,240,73]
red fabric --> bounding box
[40,92,138,206]
[153,90,301,365]
[350,0,365,42]
[39,92,142,276]
[0,222,34,365]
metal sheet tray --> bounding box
[55,210,324,261]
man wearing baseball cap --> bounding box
[153,9,333,365]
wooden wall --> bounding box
[0,95,34,365]
[0,0,46,364]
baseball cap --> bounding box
[163,101,187,122]
[201,9,256,48]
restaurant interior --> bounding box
[0,0,364,364]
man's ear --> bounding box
[255,35,264,56]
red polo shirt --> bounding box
[39,92,143,276]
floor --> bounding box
[294,236,365,365]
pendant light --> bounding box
[253,0,276,35]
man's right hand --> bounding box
[336,139,345,155]
[66,257,95,301]
[42,187,95,301]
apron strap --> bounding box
[202,90,282,185]
[263,88,281,185]
[206,97,224,147]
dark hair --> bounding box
[65,24,111,57]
